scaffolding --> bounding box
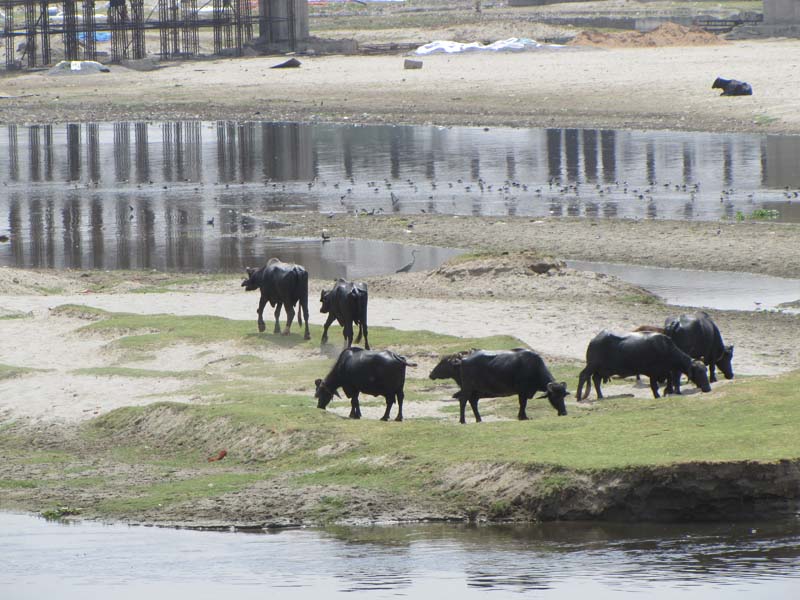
[1,0,297,69]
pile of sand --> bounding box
[569,22,726,48]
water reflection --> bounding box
[2,122,800,273]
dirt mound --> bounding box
[366,252,655,303]
[569,22,726,48]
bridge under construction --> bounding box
[1,0,307,69]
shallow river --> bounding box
[2,513,800,599]
[2,122,800,273]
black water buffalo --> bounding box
[428,349,477,390]
[320,278,370,350]
[664,311,734,384]
[315,347,416,421]
[430,348,568,424]
[712,77,753,96]
[577,330,711,400]
[241,258,310,339]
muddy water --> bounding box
[2,122,800,273]
[2,513,799,599]
[567,260,800,312]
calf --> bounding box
[320,278,370,350]
[315,347,416,421]
[577,330,711,400]
[430,348,568,424]
[664,311,733,384]
[241,258,310,339]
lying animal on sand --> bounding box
[712,77,753,96]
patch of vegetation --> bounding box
[0,363,36,380]
[735,208,780,221]
[95,473,264,514]
[52,304,525,357]
[0,479,38,489]
[617,293,661,305]
[41,506,82,520]
[72,367,203,379]
[311,495,349,524]
[753,114,779,126]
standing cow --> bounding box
[577,330,711,400]
[664,311,733,385]
[430,348,568,424]
[241,258,310,340]
[320,278,370,350]
[315,347,415,421]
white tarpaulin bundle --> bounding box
[414,38,563,55]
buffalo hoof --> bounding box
[518,414,529,421]
[394,416,403,422]
[380,416,390,422]
[258,321,266,333]
[304,333,311,341]
[348,414,361,420]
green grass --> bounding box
[53,304,524,356]
[0,363,36,380]
[8,303,799,520]
[95,473,265,514]
[72,367,204,379]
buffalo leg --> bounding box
[671,371,683,395]
[321,314,336,345]
[517,394,529,421]
[349,393,361,419]
[457,393,468,424]
[592,373,604,399]
[257,293,268,333]
[301,301,311,340]
[649,377,661,398]
[395,390,404,422]
[283,303,296,336]
[272,304,282,334]
[343,321,354,348]
[577,369,590,401]
[380,394,395,422]
[361,323,370,350]
[469,395,482,423]
[709,363,717,383]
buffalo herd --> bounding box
[243,260,734,423]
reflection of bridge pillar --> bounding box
[258,123,313,181]
[764,135,800,188]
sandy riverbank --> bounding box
[2,38,799,134]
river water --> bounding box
[2,513,799,599]
[2,122,800,273]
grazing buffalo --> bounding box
[577,330,711,400]
[712,77,753,96]
[241,258,310,339]
[664,311,734,384]
[428,349,478,389]
[315,347,416,421]
[320,278,370,350]
[430,348,568,424]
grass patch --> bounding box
[753,114,779,126]
[72,367,203,379]
[41,506,82,520]
[0,363,36,380]
[52,304,525,357]
[95,473,265,514]
[0,479,39,489]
